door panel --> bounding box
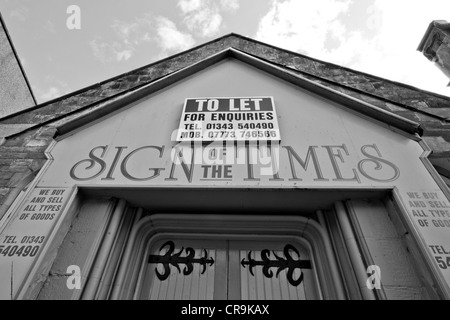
[141,239,225,300]
[238,250,307,300]
[229,240,317,300]
[140,237,318,300]
[149,247,217,300]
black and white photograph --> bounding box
[0,0,449,307]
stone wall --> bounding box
[418,20,450,83]
[1,33,450,219]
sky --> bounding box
[0,0,449,104]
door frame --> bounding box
[109,213,347,300]
[134,234,319,300]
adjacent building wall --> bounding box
[0,12,36,121]
[418,20,450,86]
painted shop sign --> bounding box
[0,187,71,299]
[68,143,400,184]
[175,97,281,142]
[402,190,450,271]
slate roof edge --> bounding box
[0,32,236,121]
[232,33,450,102]
[243,51,450,123]
[54,48,422,139]
[1,32,450,124]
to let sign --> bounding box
[175,97,281,142]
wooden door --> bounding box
[139,238,226,300]
[228,240,320,300]
[139,237,319,300]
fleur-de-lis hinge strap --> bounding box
[148,241,215,281]
[241,244,312,286]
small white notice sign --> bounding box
[0,187,71,299]
[175,97,281,142]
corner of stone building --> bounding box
[0,126,57,221]
[418,20,450,84]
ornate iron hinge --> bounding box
[241,244,312,286]
[148,241,215,281]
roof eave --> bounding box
[55,48,422,140]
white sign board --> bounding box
[175,97,281,142]
[401,190,450,272]
[0,187,71,299]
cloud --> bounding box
[256,0,351,56]
[154,17,195,54]
[90,39,133,63]
[177,0,240,38]
[187,10,223,38]
[333,0,450,93]
[44,20,56,34]
[178,0,203,13]
[112,17,153,46]
[9,6,29,21]
[90,15,155,63]
[89,14,193,63]
[34,76,70,103]
[220,0,240,12]
[88,1,240,64]
[255,0,450,96]
[39,87,63,101]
